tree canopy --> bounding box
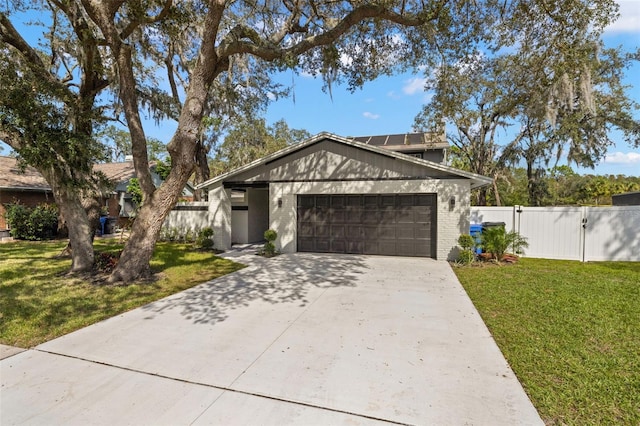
[2,0,632,282]
[415,31,639,206]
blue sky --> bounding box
[261,0,640,176]
[2,1,639,176]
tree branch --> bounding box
[218,4,430,60]
[120,0,173,40]
[0,13,74,102]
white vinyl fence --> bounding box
[164,202,210,231]
[470,206,640,262]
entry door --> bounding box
[297,194,436,257]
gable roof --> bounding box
[198,132,492,190]
[0,156,152,191]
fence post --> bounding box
[515,205,523,234]
[581,206,588,263]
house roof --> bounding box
[0,156,151,191]
[197,132,492,190]
[348,132,449,152]
[0,156,51,191]
[94,161,145,183]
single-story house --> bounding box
[197,132,491,260]
[0,156,187,234]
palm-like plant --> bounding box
[481,226,529,261]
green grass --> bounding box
[0,240,244,348]
[454,258,640,425]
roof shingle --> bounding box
[0,156,147,191]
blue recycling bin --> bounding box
[470,224,483,254]
[99,216,108,236]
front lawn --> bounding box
[454,258,639,425]
[0,240,244,348]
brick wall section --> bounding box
[269,180,470,260]
[0,190,54,230]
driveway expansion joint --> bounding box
[33,348,411,426]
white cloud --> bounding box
[363,112,380,120]
[387,90,401,99]
[603,151,640,164]
[605,1,640,33]
[402,77,427,95]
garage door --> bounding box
[297,194,436,257]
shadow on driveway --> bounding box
[139,253,368,325]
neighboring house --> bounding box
[0,156,54,236]
[197,132,491,260]
[612,191,640,206]
[93,160,164,226]
[0,156,180,234]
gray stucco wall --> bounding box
[209,185,232,250]
[230,140,452,183]
[248,188,269,242]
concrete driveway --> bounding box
[1,251,542,425]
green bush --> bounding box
[196,227,215,249]
[458,234,475,250]
[456,234,476,265]
[264,229,277,243]
[262,229,277,257]
[4,203,58,240]
[481,226,529,261]
[458,249,475,265]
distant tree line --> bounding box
[483,165,640,207]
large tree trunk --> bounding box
[193,140,211,201]
[108,163,194,283]
[476,188,488,206]
[492,178,502,206]
[47,177,95,273]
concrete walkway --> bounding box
[1,251,542,425]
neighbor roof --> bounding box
[197,132,491,190]
[349,132,449,151]
[0,156,151,191]
[0,156,50,191]
[94,161,146,183]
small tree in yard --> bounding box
[481,227,529,262]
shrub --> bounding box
[4,203,58,240]
[264,229,277,243]
[458,234,475,250]
[196,227,215,249]
[458,249,475,265]
[457,234,476,265]
[262,229,277,257]
[481,226,529,261]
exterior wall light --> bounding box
[278,198,283,208]
[449,196,456,209]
